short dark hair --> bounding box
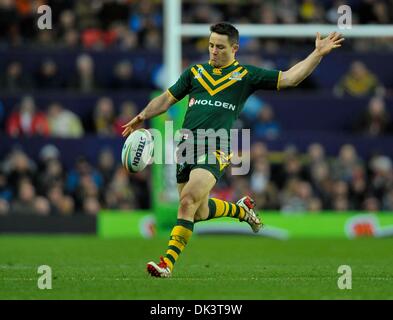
[210,22,239,45]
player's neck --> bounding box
[209,59,236,69]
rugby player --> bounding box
[122,22,344,278]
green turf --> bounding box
[0,235,392,300]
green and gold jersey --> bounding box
[168,60,281,150]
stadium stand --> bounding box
[0,0,393,217]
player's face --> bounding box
[209,32,238,68]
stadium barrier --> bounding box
[2,211,393,238]
[97,211,393,240]
[0,215,96,233]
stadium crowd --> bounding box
[0,0,393,216]
[1,131,393,216]
[0,0,393,51]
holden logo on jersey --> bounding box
[189,99,236,111]
[188,97,196,107]
[229,71,243,81]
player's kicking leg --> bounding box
[194,194,263,233]
[147,168,216,278]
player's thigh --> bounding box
[180,168,216,204]
[177,183,186,198]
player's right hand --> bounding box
[122,114,144,137]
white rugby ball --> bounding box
[122,128,154,173]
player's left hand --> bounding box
[315,32,345,56]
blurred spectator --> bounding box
[2,148,37,193]
[308,161,332,208]
[93,97,116,136]
[66,156,103,196]
[0,170,12,203]
[326,0,346,24]
[11,178,50,216]
[252,105,281,139]
[62,29,80,48]
[47,102,84,138]
[358,0,391,24]
[69,53,99,92]
[39,144,60,165]
[305,143,328,185]
[83,196,101,216]
[0,198,10,215]
[331,180,351,209]
[306,143,325,166]
[74,173,102,213]
[307,197,323,212]
[281,179,313,213]
[35,59,63,89]
[363,196,380,212]
[332,144,363,182]
[6,96,50,137]
[57,9,76,38]
[250,158,270,195]
[332,196,350,211]
[299,0,325,23]
[97,148,116,188]
[114,101,138,135]
[334,61,385,97]
[110,60,139,89]
[368,154,393,201]
[143,27,162,50]
[1,61,33,91]
[105,166,137,210]
[274,150,306,189]
[47,185,75,216]
[129,1,163,47]
[118,29,138,50]
[276,0,298,24]
[348,164,367,210]
[37,158,64,196]
[352,97,392,136]
[382,189,393,211]
[257,3,278,24]
[35,30,56,49]
[74,0,100,31]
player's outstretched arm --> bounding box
[279,32,345,89]
[122,91,177,137]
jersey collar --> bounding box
[208,59,237,69]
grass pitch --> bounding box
[0,235,392,300]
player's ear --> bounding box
[232,43,239,54]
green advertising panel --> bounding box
[98,210,393,239]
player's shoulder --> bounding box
[239,64,266,74]
[180,62,207,74]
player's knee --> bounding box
[180,192,200,209]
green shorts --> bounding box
[176,144,233,184]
